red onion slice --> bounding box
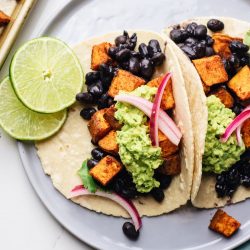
[114,94,181,145]
[236,124,243,146]
[221,110,250,143]
[150,73,172,146]
[69,185,142,231]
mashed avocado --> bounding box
[115,85,163,193]
[203,95,245,174]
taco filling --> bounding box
[75,31,182,204]
[169,18,250,201]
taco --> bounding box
[35,31,194,235]
[164,17,250,208]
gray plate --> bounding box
[18,0,250,249]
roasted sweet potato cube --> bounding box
[88,109,111,143]
[147,76,175,110]
[91,42,112,70]
[211,87,234,108]
[108,69,145,97]
[0,11,11,25]
[209,209,241,238]
[89,156,122,186]
[212,33,243,59]
[159,134,178,158]
[158,154,181,176]
[192,55,228,86]
[242,119,250,148]
[228,66,250,101]
[103,106,122,130]
[98,130,119,154]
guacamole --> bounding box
[203,95,245,174]
[115,85,163,193]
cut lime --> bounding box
[10,37,83,113]
[0,77,67,141]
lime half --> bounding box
[10,37,83,113]
[0,77,67,141]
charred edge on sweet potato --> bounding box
[209,209,241,238]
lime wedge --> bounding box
[0,77,67,141]
[10,37,83,113]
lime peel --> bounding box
[0,77,67,141]
[10,37,84,113]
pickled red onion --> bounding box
[114,94,181,145]
[150,73,172,146]
[69,185,142,231]
[221,109,250,144]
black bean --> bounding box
[140,58,154,79]
[91,148,106,160]
[129,57,140,75]
[128,33,137,50]
[232,103,244,115]
[99,63,109,73]
[122,222,139,240]
[239,54,250,67]
[185,22,198,36]
[215,183,227,198]
[115,35,127,46]
[112,174,137,199]
[120,60,129,70]
[87,159,99,169]
[150,52,165,66]
[199,40,207,46]
[99,64,115,89]
[138,43,149,58]
[193,43,206,58]
[170,29,188,43]
[194,25,207,39]
[229,54,240,69]
[87,81,104,97]
[226,168,240,187]
[130,51,140,58]
[151,188,165,202]
[148,39,162,57]
[206,35,214,46]
[229,41,249,54]
[205,46,215,57]
[216,174,225,184]
[97,93,114,109]
[207,19,224,32]
[80,107,96,120]
[185,37,198,46]
[85,71,100,85]
[181,45,196,59]
[76,92,94,104]
[222,58,236,77]
[154,173,172,189]
[123,30,129,37]
[241,176,250,188]
[108,46,118,59]
[118,43,130,50]
[115,48,131,62]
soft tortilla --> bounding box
[164,17,250,208]
[36,31,194,217]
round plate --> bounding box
[19,0,250,249]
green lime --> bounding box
[10,37,83,113]
[0,77,67,141]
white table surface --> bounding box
[0,1,91,249]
